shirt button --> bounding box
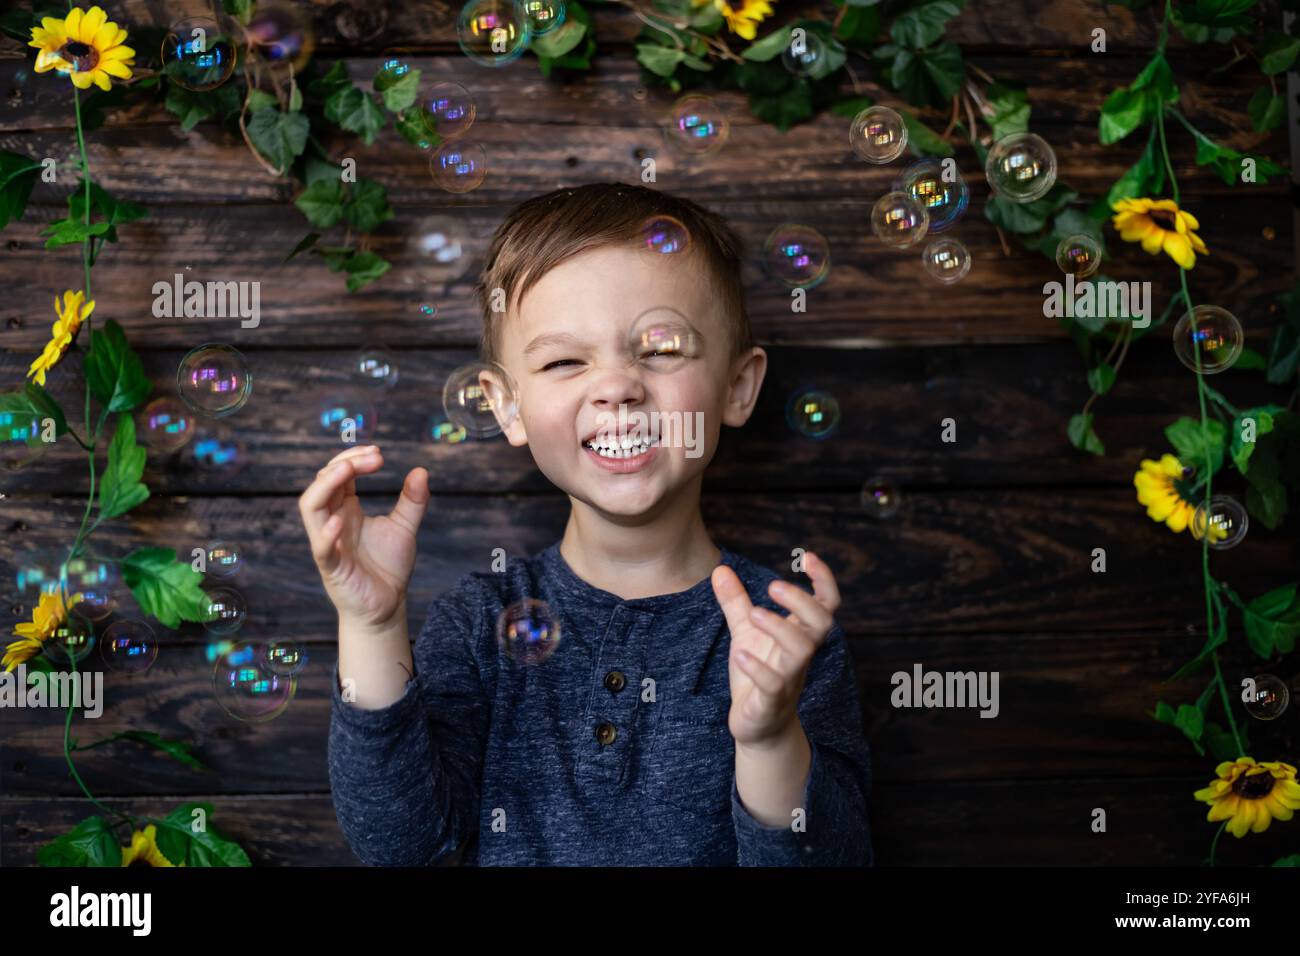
[604,670,626,693]
[595,722,617,746]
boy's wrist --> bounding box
[339,601,409,640]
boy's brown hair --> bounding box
[473,182,753,367]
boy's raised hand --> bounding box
[298,445,430,630]
[711,551,841,748]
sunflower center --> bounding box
[1148,209,1178,231]
[1231,771,1275,800]
[58,40,99,73]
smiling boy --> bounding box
[300,182,874,865]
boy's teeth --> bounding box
[585,436,652,458]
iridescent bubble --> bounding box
[431,140,487,193]
[189,426,247,479]
[1055,234,1102,278]
[424,416,469,444]
[922,237,971,284]
[781,30,826,77]
[871,191,929,247]
[665,94,729,156]
[101,620,158,675]
[245,3,314,70]
[263,641,308,677]
[522,0,565,34]
[333,1,389,43]
[161,17,236,92]
[202,586,247,636]
[212,640,296,723]
[629,307,702,373]
[0,409,47,470]
[316,390,378,444]
[443,362,519,439]
[205,541,242,580]
[640,215,690,256]
[895,159,968,233]
[850,106,907,164]
[59,553,119,622]
[457,0,531,67]
[985,132,1058,203]
[1244,674,1290,721]
[1190,495,1248,550]
[420,303,439,318]
[497,598,560,664]
[354,349,399,389]
[375,49,417,92]
[12,549,54,600]
[44,613,95,667]
[409,216,471,285]
[138,397,195,453]
[422,82,476,140]
[1173,306,1243,375]
[861,478,901,518]
[763,224,831,289]
[786,388,840,440]
[177,344,252,417]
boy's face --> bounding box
[493,243,766,520]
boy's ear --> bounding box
[721,346,767,428]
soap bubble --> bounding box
[640,215,690,256]
[375,50,416,92]
[212,640,296,723]
[629,307,702,373]
[161,17,236,92]
[781,30,826,77]
[332,0,388,43]
[871,191,929,247]
[422,82,476,140]
[43,614,95,667]
[188,425,247,479]
[1173,305,1242,375]
[1055,234,1102,278]
[522,0,565,34]
[665,94,729,156]
[263,641,308,677]
[138,397,195,453]
[202,586,247,636]
[177,344,252,417]
[850,106,907,164]
[1190,495,1248,550]
[101,620,158,674]
[497,598,560,664]
[316,391,378,444]
[420,303,439,318]
[922,237,971,284]
[786,388,840,440]
[1244,674,1290,721]
[245,3,314,69]
[895,159,968,233]
[431,140,487,193]
[861,478,901,518]
[443,362,519,438]
[204,541,242,580]
[763,224,831,289]
[409,216,471,286]
[354,349,399,389]
[59,554,119,622]
[424,416,470,444]
[12,550,54,601]
[0,410,46,470]
[458,0,531,66]
[985,132,1058,203]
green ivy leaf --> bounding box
[85,319,152,414]
[743,25,795,62]
[245,89,278,113]
[1184,120,1287,185]
[324,86,386,145]
[38,816,122,867]
[342,178,393,233]
[1164,416,1225,475]
[1243,584,1300,658]
[1246,85,1285,132]
[889,0,963,48]
[985,81,1029,140]
[284,232,322,263]
[889,41,964,108]
[41,219,111,249]
[1258,31,1300,75]
[376,66,421,112]
[0,150,41,231]
[829,96,874,118]
[309,61,352,100]
[835,4,881,48]
[122,547,212,628]
[1067,412,1105,455]
[1274,855,1300,867]
[98,414,150,520]
[531,18,587,59]
[67,178,146,229]
[536,0,594,75]
[1229,406,1281,473]
[153,802,251,866]
[315,247,393,292]
[1087,363,1117,395]
[0,384,67,446]
[637,43,685,77]
[246,108,309,173]
[394,108,441,149]
[294,179,345,229]
[103,730,209,771]
[1098,88,1149,145]
[749,78,815,132]
[899,110,953,156]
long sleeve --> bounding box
[731,619,874,866]
[327,575,493,866]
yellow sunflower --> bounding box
[692,0,775,41]
[1111,197,1209,270]
[27,289,94,388]
[121,824,184,867]
[3,589,84,672]
[1132,452,1225,539]
[29,6,135,92]
[1194,757,1300,838]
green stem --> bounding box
[1208,821,1226,866]
[62,652,135,829]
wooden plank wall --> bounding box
[2,0,1298,866]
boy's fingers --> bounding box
[313,513,344,574]
[802,551,841,613]
[316,445,381,478]
[749,606,818,674]
[299,454,375,542]
[735,648,784,696]
[711,564,754,636]
[767,579,833,639]
[388,468,430,535]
